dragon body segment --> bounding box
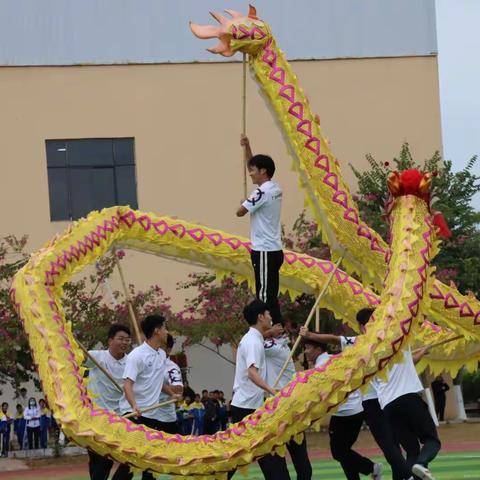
[190,6,480,338]
[10,195,460,475]
[8,6,479,477]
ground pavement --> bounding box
[1,423,479,479]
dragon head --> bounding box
[190,5,272,57]
[387,169,451,239]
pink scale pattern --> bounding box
[8,207,440,445]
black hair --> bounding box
[107,324,131,340]
[16,404,22,410]
[243,299,270,326]
[248,154,276,178]
[1,402,8,408]
[166,334,175,350]
[140,314,166,339]
[356,308,375,326]
[302,338,328,352]
[202,389,208,394]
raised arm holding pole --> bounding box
[113,249,142,344]
[272,254,345,389]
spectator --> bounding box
[17,388,28,409]
[203,391,220,435]
[190,395,205,435]
[183,381,196,402]
[13,404,26,450]
[0,402,13,457]
[218,391,228,431]
[200,390,209,407]
[24,397,41,449]
[431,375,450,422]
[180,396,195,435]
[38,399,51,449]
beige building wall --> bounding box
[1,56,442,302]
[0,56,442,393]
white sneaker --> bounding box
[372,462,384,479]
[412,464,435,480]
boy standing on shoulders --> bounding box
[228,300,290,480]
[237,135,284,324]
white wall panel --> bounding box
[0,0,437,65]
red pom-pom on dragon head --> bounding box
[387,168,452,239]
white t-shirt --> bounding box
[119,342,167,420]
[157,358,183,423]
[314,339,363,417]
[242,180,282,251]
[376,348,424,409]
[24,406,41,428]
[87,349,127,414]
[264,335,296,389]
[232,327,267,409]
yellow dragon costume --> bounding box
[10,5,479,477]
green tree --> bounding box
[0,239,175,392]
[350,144,480,296]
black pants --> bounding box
[363,399,411,480]
[384,393,441,473]
[157,420,179,435]
[228,406,290,480]
[329,412,374,480]
[113,416,164,480]
[251,250,284,324]
[433,396,446,421]
[88,449,114,480]
[286,434,312,480]
[27,426,40,449]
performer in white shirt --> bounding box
[115,314,179,480]
[228,300,290,480]
[237,135,284,324]
[86,323,131,480]
[301,332,383,480]
[157,334,183,434]
[264,324,312,480]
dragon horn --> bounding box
[189,21,222,40]
[224,9,243,19]
[209,11,230,26]
[248,4,259,19]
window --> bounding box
[45,138,138,221]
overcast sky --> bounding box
[436,0,480,209]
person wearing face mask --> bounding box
[23,398,41,449]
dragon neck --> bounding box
[248,38,388,286]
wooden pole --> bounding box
[123,398,177,419]
[113,249,142,344]
[413,334,463,355]
[77,340,123,393]
[273,254,344,388]
[242,53,248,199]
[315,305,320,331]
